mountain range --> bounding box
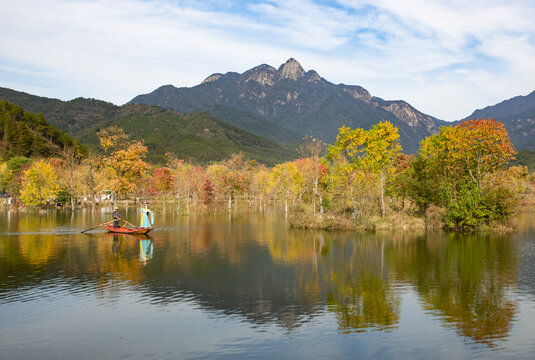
[130,58,447,153]
[1,58,534,164]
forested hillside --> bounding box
[0,101,85,160]
[0,88,297,165]
[78,105,297,165]
[201,104,301,144]
[509,150,535,171]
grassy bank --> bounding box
[288,210,426,231]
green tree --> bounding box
[1,156,32,196]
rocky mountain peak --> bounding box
[127,58,456,153]
[342,85,372,103]
[305,70,322,83]
[242,64,277,86]
[278,58,305,80]
[202,73,223,84]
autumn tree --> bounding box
[150,167,175,195]
[19,159,60,207]
[416,118,517,228]
[362,122,401,216]
[269,161,303,214]
[251,165,272,205]
[98,126,149,205]
[201,178,215,205]
[327,126,368,218]
[421,118,515,188]
[298,136,327,214]
[169,158,205,212]
[294,157,328,213]
[63,145,84,210]
[327,122,401,218]
[224,153,251,209]
[81,154,99,208]
[205,154,250,210]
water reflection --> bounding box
[325,237,401,333]
[388,232,518,346]
[139,239,153,264]
[0,209,531,349]
[112,234,120,255]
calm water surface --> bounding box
[1,207,535,359]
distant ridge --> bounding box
[463,90,535,151]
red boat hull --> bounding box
[105,225,153,234]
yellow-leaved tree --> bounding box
[268,161,304,214]
[327,122,401,218]
[20,159,60,207]
[98,126,149,205]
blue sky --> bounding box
[1,0,535,121]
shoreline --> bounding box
[2,197,533,233]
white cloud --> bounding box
[1,0,535,121]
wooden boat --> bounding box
[104,225,153,235]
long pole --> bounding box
[81,219,117,233]
[122,219,141,230]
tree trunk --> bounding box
[313,161,323,214]
[69,166,75,211]
[380,171,385,217]
[350,185,358,219]
[313,180,323,215]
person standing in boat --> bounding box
[112,207,121,228]
[140,202,154,229]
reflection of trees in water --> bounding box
[0,212,521,343]
[143,223,325,330]
[0,233,146,302]
[388,232,518,347]
[323,236,401,333]
[267,229,519,343]
[264,230,403,332]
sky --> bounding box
[1,0,535,121]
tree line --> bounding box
[1,117,532,230]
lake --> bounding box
[1,207,535,359]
